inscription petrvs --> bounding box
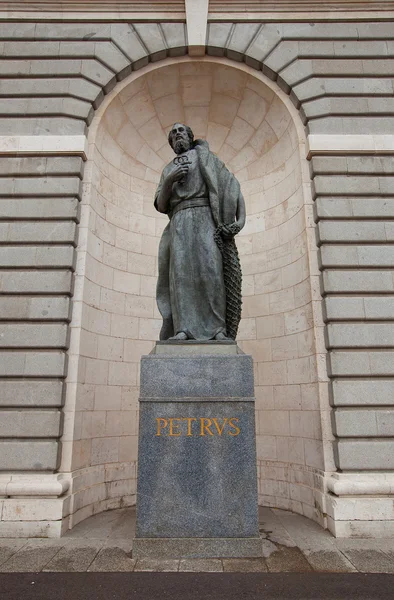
[155,417,241,437]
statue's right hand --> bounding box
[168,165,189,184]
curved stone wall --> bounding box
[65,59,326,527]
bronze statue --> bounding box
[155,123,246,341]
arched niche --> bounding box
[63,57,328,530]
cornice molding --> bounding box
[0,1,185,11]
[1,0,393,18]
[209,0,394,11]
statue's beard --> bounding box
[173,139,191,155]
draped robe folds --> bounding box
[155,139,241,341]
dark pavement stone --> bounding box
[222,558,268,572]
[2,572,394,600]
[134,559,179,572]
[266,546,313,572]
[0,542,63,573]
[303,550,356,573]
[43,545,100,572]
[341,549,394,574]
[0,542,28,567]
[88,547,136,572]
[179,559,223,572]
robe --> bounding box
[155,140,241,341]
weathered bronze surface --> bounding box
[155,123,246,341]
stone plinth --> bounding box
[133,341,261,558]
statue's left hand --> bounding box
[221,223,242,240]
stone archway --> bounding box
[62,56,329,532]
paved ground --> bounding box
[1,506,394,574]
[2,572,394,600]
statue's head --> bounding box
[168,123,194,155]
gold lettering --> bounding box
[156,416,240,436]
[200,417,214,436]
[182,417,197,436]
[169,418,182,437]
[212,417,228,436]
[156,418,168,436]
[228,417,241,436]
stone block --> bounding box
[321,245,394,268]
[335,440,394,470]
[0,410,62,438]
[155,341,237,356]
[228,23,261,55]
[334,408,394,437]
[0,77,99,103]
[0,380,64,407]
[112,23,155,61]
[329,350,394,377]
[0,270,73,294]
[319,245,359,268]
[0,156,83,178]
[332,379,394,407]
[364,297,394,319]
[0,116,86,136]
[0,96,90,121]
[0,440,60,471]
[304,97,369,120]
[313,175,380,197]
[140,352,254,399]
[284,22,358,38]
[133,23,167,54]
[0,221,77,244]
[312,156,348,175]
[322,270,394,294]
[324,297,365,321]
[333,409,377,437]
[0,246,75,269]
[328,517,394,538]
[160,23,186,50]
[0,351,66,377]
[0,323,69,348]
[2,498,67,522]
[327,323,394,348]
[244,23,283,62]
[264,41,298,72]
[318,221,388,243]
[0,176,82,198]
[0,197,79,221]
[94,40,129,72]
[133,538,262,560]
[0,296,70,321]
[326,495,394,522]
[0,521,63,539]
[315,197,394,220]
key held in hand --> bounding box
[173,155,191,185]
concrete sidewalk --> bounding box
[0,507,393,573]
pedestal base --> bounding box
[133,342,261,558]
[133,537,263,559]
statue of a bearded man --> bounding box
[154,123,246,341]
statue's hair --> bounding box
[168,123,194,148]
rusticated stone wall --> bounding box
[0,8,393,536]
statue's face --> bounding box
[169,123,193,154]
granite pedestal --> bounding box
[133,341,261,559]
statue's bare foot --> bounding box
[214,332,230,341]
[169,331,188,340]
